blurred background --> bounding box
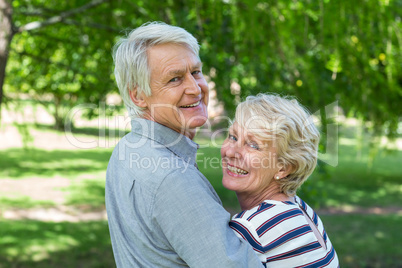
[0,0,401,267]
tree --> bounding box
[0,0,13,109]
[194,0,401,137]
[1,0,112,129]
[132,0,401,137]
[2,0,401,136]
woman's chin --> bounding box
[222,178,239,192]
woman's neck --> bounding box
[237,188,292,211]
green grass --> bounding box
[0,216,399,268]
[304,143,402,209]
[65,175,108,208]
[0,122,401,267]
[0,148,112,179]
[0,196,55,210]
[0,220,115,268]
[33,123,130,139]
[321,214,402,268]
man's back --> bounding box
[105,119,263,267]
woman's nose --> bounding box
[225,142,241,158]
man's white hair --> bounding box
[113,22,200,118]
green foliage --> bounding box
[6,0,119,129]
[194,0,402,138]
[14,122,34,149]
[3,0,401,134]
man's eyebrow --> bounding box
[193,62,203,69]
[167,69,186,76]
[167,62,203,77]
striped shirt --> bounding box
[230,196,339,268]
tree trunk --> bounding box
[0,0,14,112]
[53,94,66,131]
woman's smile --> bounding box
[226,163,249,176]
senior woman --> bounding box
[221,94,339,267]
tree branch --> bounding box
[17,11,51,17]
[15,50,100,77]
[16,0,110,33]
[63,19,120,32]
[14,6,68,17]
[29,31,82,46]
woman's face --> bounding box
[221,122,281,197]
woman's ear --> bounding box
[276,163,293,180]
[129,87,147,108]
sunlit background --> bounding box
[0,0,401,267]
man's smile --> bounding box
[180,100,201,108]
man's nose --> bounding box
[184,74,201,95]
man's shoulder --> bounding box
[109,132,175,166]
[107,132,201,190]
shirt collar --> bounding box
[131,118,199,167]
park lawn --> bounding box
[0,123,401,267]
[0,215,400,268]
[0,220,114,268]
[0,147,112,180]
[0,147,111,209]
[321,214,402,268]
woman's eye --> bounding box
[249,143,259,150]
[228,134,237,141]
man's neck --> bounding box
[140,115,196,140]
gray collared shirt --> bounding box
[105,118,262,267]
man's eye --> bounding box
[169,77,180,82]
[192,70,201,76]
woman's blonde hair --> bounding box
[235,93,320,196]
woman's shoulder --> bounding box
[232,199,303,224]
[294,196,323,227]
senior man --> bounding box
[105,22,263,267]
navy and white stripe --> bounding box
[230,197,339,267]
[256,208,303,237]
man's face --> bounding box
[141,43,209,138]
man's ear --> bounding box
[129,87,147,108]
